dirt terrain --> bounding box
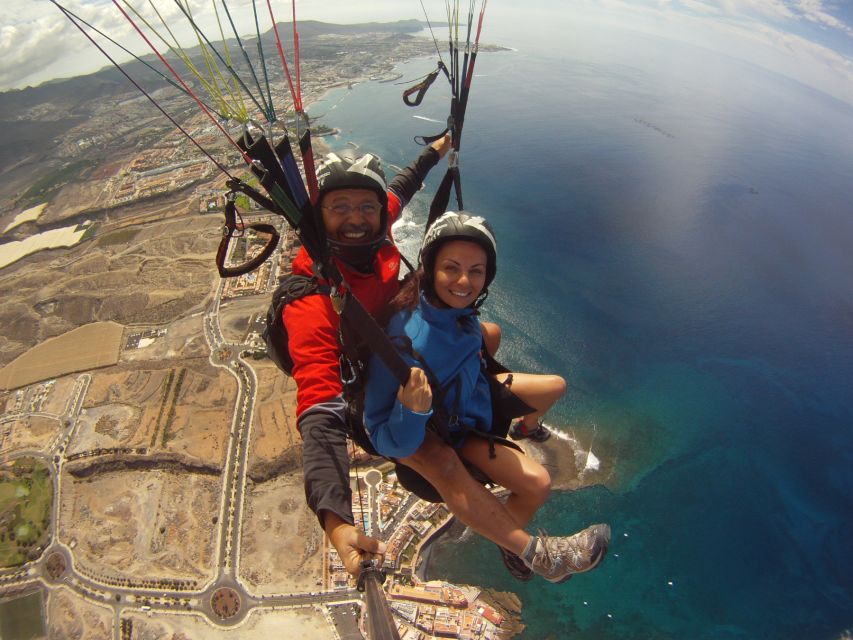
[75,362,235,466]
[1,379,74,454]
[124,606,334,639]
[0,415,59,455]
[217,296,268,344]
[247,360,301,479]
[38,377,79,415]
[239,472,325,595]
[59,469,220,583]
[0,211,221,368]
[121,313,210,364]
[46,586,113,640]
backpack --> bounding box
[262,274,330,375]
[262,274,382,457]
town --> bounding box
[0,21,522,640]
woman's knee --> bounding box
[527,464,552,503]
[547,375,567,400]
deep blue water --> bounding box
[311,18,853,640]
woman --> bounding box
[364,211,610,583]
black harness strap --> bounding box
[338,292,411,386]
[215,196,280,278]
[402,64,446,107]
[225,177,278,213]
[414,128,449,147]
[428,164,462,227]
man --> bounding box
[286,140,605,584]
[285,137,450,574]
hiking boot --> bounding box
[523,525,611,583]
[508,420,551,442]
[497,545,534,582]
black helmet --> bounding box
[315,151,389,266]
[420,211,498,292]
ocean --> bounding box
[310,15,853,640]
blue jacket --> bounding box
[364,294,492,458]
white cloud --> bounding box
[562,0,853,103]
[2,0,853,105]
[796,0,853,35]
[0,14,74,89]
[0,0,426,90]
[720,0,797,21]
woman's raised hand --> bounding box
[397,367,432,413]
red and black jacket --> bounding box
[283,146,442,525]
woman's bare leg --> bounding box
[480,321,501,357]
[401,432,533,556]
[496,371,566,430]
[458,437,550,527]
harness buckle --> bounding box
[330,287,344,314]
[340,356,358,386]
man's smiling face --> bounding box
[320,188,382,244]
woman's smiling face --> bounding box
[431,240,488,309]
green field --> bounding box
[0,459,52,567]
[97,227,140,247]
[19,159,97,204]
[0,590,45,640]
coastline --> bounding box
[519,425,609,492]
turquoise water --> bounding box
[312,17,853,639]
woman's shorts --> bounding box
[488,373,535,438]
[394,375,534,502]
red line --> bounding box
[109,0,251,166]
[293,0,303,112]
[474,0,487,45]
[465,0,488,90]
[265,0,301,113]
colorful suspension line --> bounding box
[262,0,318,201]
[121,0,244,121]
[111,0,251,159]
[168,0,273,122]
[264,0,301,114]
[403,0,488,226]
[171,0,246,117]
[50,0,234,178]
[248,0,276,123]
[53,3,225,120]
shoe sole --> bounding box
[498,546,534,582]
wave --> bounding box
[392,202,428,266]
[542,422,600,474]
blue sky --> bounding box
[2,1,852,105]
